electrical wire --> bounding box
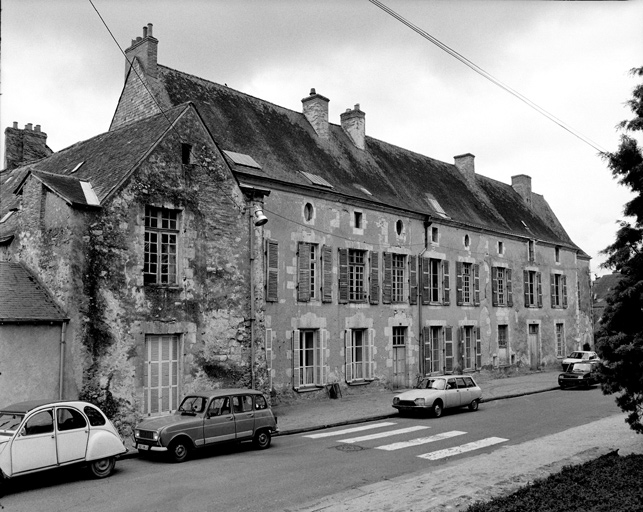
[368,0,607,154]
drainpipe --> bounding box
[59,321,68,400]
[418,217,432,377]
[249,203,256,389]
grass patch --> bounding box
[466,451,643,512]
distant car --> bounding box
[134,389,278,463]
[392,375,482,417]
[561,351,599,371]
[558,362,599,389]
[0,399,127,490]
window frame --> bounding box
[144,205,180,286]
[345,328,374,383]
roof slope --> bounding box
[0,261,67,322]
[156,65,583,252]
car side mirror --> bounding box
[20,427,27,437]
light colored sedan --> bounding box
[0,399,127,491]
[561,351,599,372]
[393,375,483,417]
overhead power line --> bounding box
[369,0,607,154]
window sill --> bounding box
[294,385,324,393]
[144,284,182,291]
[346,379,374,386]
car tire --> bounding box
[253,429,271,450]
[89,457,116,478]
[432,401,443,418]
[169,439,191,463]
[468,399,479,411]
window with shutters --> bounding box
[370,252,380,304]
[528,240,536,262]
[550,272,568,308]
[292,329,327,390]
[524,270,543,308]
[421,258,450,305]
[492,267,513,307]
[144,335,180,415]
[144,206,179,285]
[391,253,405,302]
[555,322,565,357]
[425,326,443,374]
[429,259,441,303]
[345,328,374,383]
[460,326,481,371]
[321,245,333,303]
[266,240,279,302]
[456,262,479,306]
[298,242,317,301]
[339,249,367,303]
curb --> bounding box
[119,386,561,459]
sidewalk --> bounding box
[272,367,561,435]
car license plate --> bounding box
[137,444,150,451]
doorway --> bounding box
[528,324,540,370]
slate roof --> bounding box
[0,261,68,322]
[155,65,586,254]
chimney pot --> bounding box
[25,123,33,131]
[12,122,18,129]
[143,26,148,38]
[310,88,316,95]
[136,36,142,42]
[354,104,360,110]
[124,23,158,81]
[147,23,153,37]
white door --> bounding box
[11,409,57,474]
[144,335,180,414]
[56,407,89,464]
[529,325,540,370]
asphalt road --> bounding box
[0,387,622,512]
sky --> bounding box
[2,0,642,276]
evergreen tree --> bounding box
[596,66,643,434]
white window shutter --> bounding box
[266,329,273,391]
[292,330,301,390]
[344,330,353,383]
[366,328,375,380]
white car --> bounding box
[561,351,599,372]
[0,399,127,490]
[393,375,483,417]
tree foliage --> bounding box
[596,66,643,434]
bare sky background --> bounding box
[2,0,642,275]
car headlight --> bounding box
[393,397,400,405]
[414,398,426,406]
[135,429,140,438]
[152,431,159,441]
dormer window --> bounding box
[396,220,404,235]
[354,211,363,229]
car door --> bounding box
[232,395,255,440]
[11,408,57,474]
[455,377,470,405]
[444,378,461,408]
[56,407,89,464]
[203,397,236,444]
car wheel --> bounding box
[89,457,116,478]
[253,429,272,450]
[432,401,443,418]
[468,399,479,411]
[169,439,191,463]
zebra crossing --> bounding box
[302,421,508,461]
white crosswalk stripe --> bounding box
[337,425,430,444]
[417,436,508,460]
[301,422,398,439]
[375,430,467,451]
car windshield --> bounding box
[571,363,593,373]
[178,396,206,414]
[416,378,446,390]
[0,412,24,436]
[568,352,584,359]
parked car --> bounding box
[558,361,599,389]
[0,399,127,490]
[561,351,599,371]
[134,389,278,463]
[392,375,482,417]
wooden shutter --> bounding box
[382,252,392,304]
[322,245,333,303]
[315,330,328,386]
[422,325,431,375]
[409,255,418,305]
[536,271,543,308]
[523,270,530,307]
[266,329,273,391]
[550,273,556,308]
[473,263,480,305]
[338,248,349,304]
[444,326,453,373]
[298,242,311,302]
[491,267,498,306]
[266,240,279,302]
[475,327,482,370]
[442,260,450,305]
[292,330,301,390]
[562,274,568,308]
[344,330,353,382]
[366,328,375,380]
[370,252,380,304]
[506,268,513,307]
[322,330,329,384]
[456,261,464,306]
[421,258,430,305]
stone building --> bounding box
[0,23,593,423]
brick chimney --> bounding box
[512,174,532,205]
[340,104,366,150]
[4,122,53,170]
[302,88,330,140]
[454,153,475,181]
[124,23,158,80]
